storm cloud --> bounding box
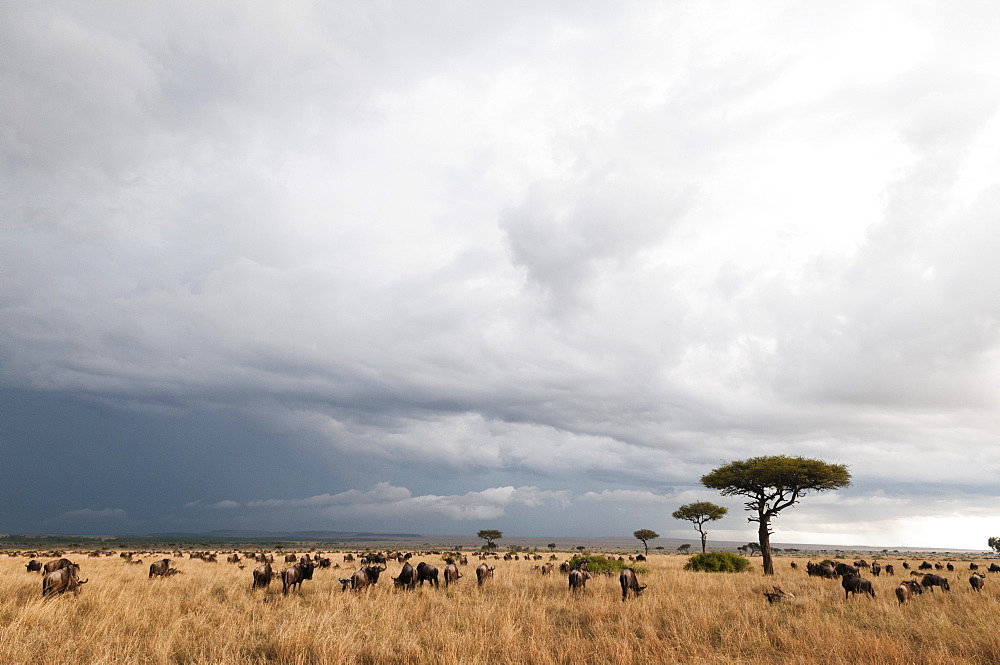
[3,1,1000,548]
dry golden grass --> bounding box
[1,551,999,664]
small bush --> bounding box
[684,552,752,573]
[569,554,646,575]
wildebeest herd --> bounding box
[802,558,993,604]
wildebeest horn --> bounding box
[79,579,89,584]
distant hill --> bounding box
[141,529,422,541]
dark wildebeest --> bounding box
[853,559,869,570]
[895,580,923,604]
[252,563,273,590]
[43,558,74,576]
[349,565,385,591]
[281,562,315,594]
[559,561,571,574]
[393,562,418,590]
[870,561,881,577]
[989,563,1000,573]
[921,574,950,592]
[902,562,910,569]
[42,564,87,597]
[970,562,979,570]
[918,561,933,570]
[149,559,172,578]
[970,572,986,592]
[884,564,895,576]
[834,563,859,577]
[443,563,461,587]
[417,562,439,588]
[619,568,645,601]
[789,562,798,569]
[227,553,240,564]
[945,562,954,571]
[25,559,42,573]
[568,569,590,591]
[476,563,494,586]
[284,553,298,563]
[842,574,876,599]
[811,563,838,579]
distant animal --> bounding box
[349,565,386,591]
[42,564,87,597]
[807,562,838,579]
[870,561,881,577]
[285,553,298,563]
[635,554,646,562]
[393,562,417,590]
[895,580,923,604]
[25,559,41,573]
[970,572,986,592]
[568,569,591,591]
[252,564,272,589]
[789,562,798,569]
[842,574,876,599]
[540,563,554,575]
[921,574,950,592]
[834,563,859,577]
[559,561,571,574]
[416,562,439,588]
[946,562,954,571]
[475,563,495,586]
[853,560,869,569]
[989,563,1000,573]
[43,558,74,576]
[763,586,792,603]
[918,561,933,570]
[619,568,646,601]
[149,559,172,579]
[444,563,462,587]
[970,563,979,570]
[902,562,910,569]
[227,553,240,564]
[281,562,315,595]
[884,564,895,576]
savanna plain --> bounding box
[2,548,999,665]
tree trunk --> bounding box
[700,531,707,554]
[758,519,774,575]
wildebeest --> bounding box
[252,563,273,590]
[789,562,798,569]
[834,563,859,577]
[475,563,494,586]
[895,580,923,604]
[870,561,881,577]
[42,564,87,597]
[227,553,240,564]
[559,561,571,574]
[444,563,462,587]
[853,559,869,570]
[149,559,172,578]
[945,563,954,571]
[349,565,386,591]
[281,562,315,594]
[540,563,554,575]
[970,572,986,592]
[568,569,590,591]
[884,564,895,576]
[842,574,876,599]
[619,568,645,601]
[43,558,74,576]
[417,562,439,588]
[763,586,792,603]
[25,559,42,573]
[918,561,933,570]
[921,574,950,592]
[807,562,837,579]
[393,562,418,590]
[970,562,979,570]
[902,562,910,569]
[989,563,1000,573]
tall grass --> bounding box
[1,552,998,664]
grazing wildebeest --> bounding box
[895,580,923,604]
[227,553,240,564]
[285,553,298,563]
[842,574,876,599]
[918,561,933,570]
[789,562,798,569]
[921,574,950,592]
[149,559,172,578]
[619,568,645,601]
[475,563,494,586]
[559,561,571,574]
[807,562,838,579]
[970,562,979,570]
[281,562,315,595]
[393,562,418,590]
[989,563,1000,573]
[349,565,385,591]
[635,554,646,562]
[870,561,881,577]
[444,563,461,587]
[25,559,42,573]
[885,564,895,576]
[970,572,986,592]
[417,562,439,588]
[568,569,590,591]
[43,558,74,576]
[853,559,869,570]
[42,564,87,597]
[540,563,554,575]
[945,563,954,571]
[343,553,355,562]
[834,563,859,577]
[252,563,273,590]
[902,562,910,569]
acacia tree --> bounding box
[633,529,659,556]
[701,455,851,575]
[477,529,503,551]
[672,501,728,554]
[988,537,1000,555]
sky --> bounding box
[3,1,1000,550]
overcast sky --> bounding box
[3,1,1000,549]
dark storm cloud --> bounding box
[3,1,1000,547]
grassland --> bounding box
[1,549,999,664]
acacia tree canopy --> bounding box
[672,501,728,553]
[701,455,850,575]
[477,529,503,550]
[633,529,659,556]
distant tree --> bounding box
[746,542,761,556]
[672,501,728,554]
[989,537,1000,555]
[633,529,660,556]
[702,455,851,575]
[654,546,665,551]
[576,545,586,552]
[477,530,503,551]
[548,543,557,551]
[677,543,691,553]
